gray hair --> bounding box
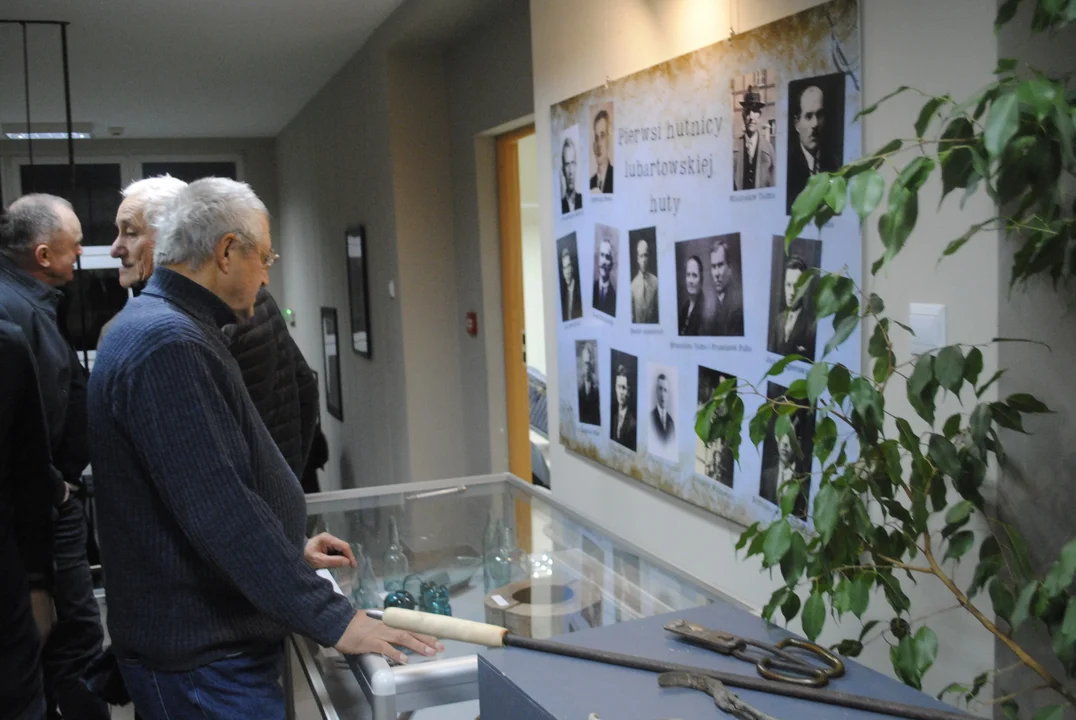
[153,177,267,270]
[0,193,73,258]
[122,175,188,230]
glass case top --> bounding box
[307,478,721,662]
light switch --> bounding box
[388,280,396,299]
[909,303,946,355]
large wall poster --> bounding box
[553,0,862,528]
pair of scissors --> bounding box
[664,619,845,688]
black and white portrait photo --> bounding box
[786,72,846,215]
[731,71,777,192]
[695,366,735,487]
[767,235,822,359]
[591,224,618,318]
[590,102,615,195]
[647,364,678,464]
[559,124,584,215]
[629,226,659,324]
[675,234,744,337]
[557,232,583,322]
[576,340,601,427]
[759,382,815,520]
[609,349,638,451]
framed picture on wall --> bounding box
[321,307,344,421]
[345,225,373,358]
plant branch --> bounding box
[921,532,1076,707]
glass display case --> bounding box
[288,473,740,720]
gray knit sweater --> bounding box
[88,269,354,671]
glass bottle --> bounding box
[353,555,381,609]
[489,525,523,589]
[382,516,409,592]
[481,511,500,592]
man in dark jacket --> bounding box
[0,195,107,720]
[0,320,59,720]
[224,287,319,479]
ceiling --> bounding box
[0,0,408,138]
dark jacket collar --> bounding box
[142,267,238,329]
[0,252,64,309]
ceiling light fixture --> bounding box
[2,122,94,140]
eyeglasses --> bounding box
[227,229,279,269]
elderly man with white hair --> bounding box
[88,178,441,719]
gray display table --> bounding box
[289,473,739,720]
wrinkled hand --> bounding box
[334,612,444,664]
[304,533,356,569]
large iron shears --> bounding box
[664,619,845,688]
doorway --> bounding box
[495,125,549,489]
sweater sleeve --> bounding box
[122,341,355,648]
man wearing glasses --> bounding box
[89,178,440,719]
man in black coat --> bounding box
[591,232,617,317]
[610,364,636,451]
[706,238,744,336]
[769,255,816,358]
[225,288,320,480]
[577,344,601,426]
[0,195,108,720]
[560,138,584,214]
[559,247,583,321]
[0,320,59,720]
[787,84,840,214]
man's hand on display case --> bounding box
[304,532,356,569]
[334,612,445,664]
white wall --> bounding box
[519,133,546,377]
[532,0,1000,705]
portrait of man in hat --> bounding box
[732,78,777,191]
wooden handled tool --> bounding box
[371,609,970,720]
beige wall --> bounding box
[531,0,1000,705]
[275,0,533,488]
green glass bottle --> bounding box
[383,516,409,593]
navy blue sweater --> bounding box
[88,269,355,671]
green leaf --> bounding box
[695,399,720,446]
[1000,700,1019,720]
[976,369,1005,399]
[995,0,1023,30]
[891,635,921,689]
[781,589,802,623]
[878,574,910,614]
[989,578,1015,621]
[859,619,880,641]
[735,522,759,552]
[787,173,834,246]
[934,346,966,394]
[943,220,990,257]
[814,483,839,545]
[828,364,851,401]
[995,57,1018,73]
[969,403,992,448]
[914,96,949,137]
[806,363,829,405]
[779,479,803,515]
[963,347,983,385]
[825,314,859,357]
[802,591,826,641]
[824,175,847,215]
[1005,393,1051,413]
[850,377,883,425]
[762,587,790,622]
[781,531,808,587]
[991,402,1027,433]
[913,626,938,674]
[867,321,889,359]
[849,169,885,220]
[939,117,977,201]
[984,91,1019,156]
[765,354,809,378]
[942,413,962,439]
[851,574,871,619]
[896,418,920,455]
[968,542,1003,598]
[1043,538,1076,596]
[749,405,774,448]
[1033,706,1064,720]
[908,354,934,396]
[877,186,919,268]
[937,682,969,702]
[814,416,838,463]
[786,379,808,400]
[833,639,863,657]
[945,500,975,525]
[857,89,912,120]
[1059,596,1076,649]
[775,413,792,443]
[763,519,792,568]
[867,293,885,314]
[945,530,975,561]
[928,434,962,477]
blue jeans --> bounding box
[118,645,285,720]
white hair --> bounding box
[122,175,188,230]
[153,177,267,270]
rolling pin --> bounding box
[368,608,970,720]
